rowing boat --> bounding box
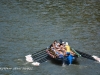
[46,47,80,65]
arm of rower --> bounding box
[70,50,75,55]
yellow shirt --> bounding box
[65,45,70,52]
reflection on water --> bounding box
[0,0,100,75]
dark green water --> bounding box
[0,0,100,75]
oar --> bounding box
[71,48,81,57]
[33,53,48,61]
[32,48,48,63]
[76,50,100,62]
[62,56,66,67]
[32,51,46,58]
[36,55,48,63]
[32,48,46,55]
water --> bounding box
[0,0,100,75]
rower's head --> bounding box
[65,42,68,45]
[60,44,63,47]
[62,42,65,46]
[62,42,64,44]
[54,40,57,43]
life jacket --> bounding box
[65,45,71,52]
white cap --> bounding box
[62,42,64,44]
[65,42,68,45]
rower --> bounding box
[65,42,75,65]
[65,42,75,55]
[65,42,71,55]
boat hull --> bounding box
[46,50,78,65]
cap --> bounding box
[65,42,68,45]
[62,42,64,44]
